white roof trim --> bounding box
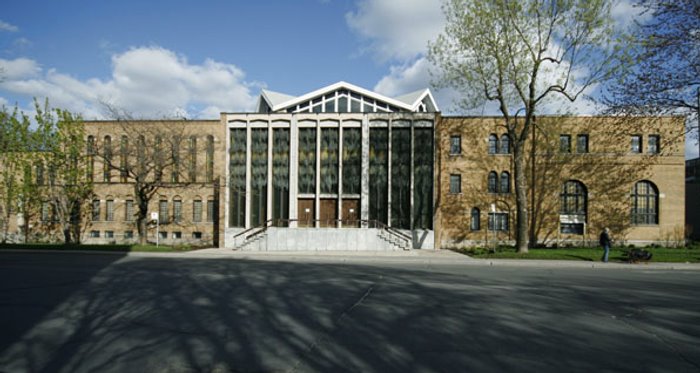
[411,89,440,112]
[268,81,413,112]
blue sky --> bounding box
[1,0,697,158]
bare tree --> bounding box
[429,0,625,252]
[94,106,196,245]
[606,0,700,152]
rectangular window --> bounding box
[648,135,660,154]
[298,128,316,194]
[192,231,202,239]
[229,128,247,228]
[560,135,571,153]
[631,135,642,153]
[105,230,114,238]
[560,223,584,235]
[576,134,588,154]
[92,199,100,221]
[124,231,134,239]
[159,231,167,239]
[173,200,182,223]
[90,230,100,238]
[159,200,168,224]
[172,231,181,239]
[450,135,461,155]
[41,202,50,222]
[207,200,214,222]
[193,200,202,222]
[106,200,114,221]
[488,212,509,231]
[449,174,461,194]
[125,200,134,222]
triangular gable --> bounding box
[259,81,438,113]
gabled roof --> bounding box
[258,81,439,113]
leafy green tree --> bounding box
[429,0,624,252]
[34,100,94,243]
[0,107,32,242]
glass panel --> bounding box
[173,200,182,222]
[560,135,571,153]
[273,129,290,226]
[471,208,480,230]
[391,127,410,229]
[450,136,461,154]
[369,128,388,224]
[342,128,361,195]
[229,129,246,227]
[499,134,510,154]
[250,129,268,227]
[324,98,335,113]
[320,128,339,194]
[488,135,497,154]
[193,200,202,222]
[414,128,433,229]
[351,99,361,112]
[298,128,316,194]
[577,135,588,153]
[338,96,348,113]
[159,200,168,224]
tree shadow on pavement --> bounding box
[0,256,699,372]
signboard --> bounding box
[151,212,159,221]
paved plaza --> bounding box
[1,250,699,372]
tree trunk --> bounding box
[62,226,72,244]
[138,217,147,245]
[513,145,529,253]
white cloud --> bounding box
[611,0,650,30]
[346,0,443,62]
[0,58,41,80]
[0,47,259,119]
[0,20,18,32]
[0,96,8,107]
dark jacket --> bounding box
[599,231,611,247]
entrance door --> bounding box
[342,199,360,228]
[319,199,337,227]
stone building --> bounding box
[1,82,687,249]
[435,115,686,248]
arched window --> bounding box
[103,136,112,183]
[499,134,510,154]
[488,171,498,193]
[488,134,498,154]
[87,136,95,181]
[471,208,481,231]
[171,136,181,183]
[188,136,197,182]
[631,181,658,225]
[154,136,163,182]
[137,135,146,177]
[206,135,214,183]
[35,162,44,185]
[561,180,587,215]
[500,171,510,193]
[120,135,128,182]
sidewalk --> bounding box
[180,248,700,270]
[3,248,699,270]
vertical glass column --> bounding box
[250,129,268,227]
[391,127,411,229]
[229,129,246,227]
[320,128,339,194]
[342,128,361,195]
[273,129,290,226]
[298,128,316,194]
[413,127,433,229]
[369,128,388,224]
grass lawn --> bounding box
[454,246,700,263]
[0,243,199,253]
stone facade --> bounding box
[435,115,686,248]
[82,119,226,246]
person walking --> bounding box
[599,227,611,263]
